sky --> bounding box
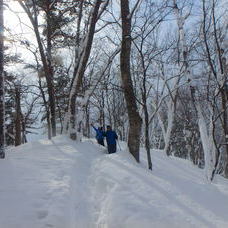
[5,0,35,70]
[4,1,45,140]
[5,1,21,28]
[5,1,31,43]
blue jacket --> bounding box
[92,126,104,140]
[105,130,118,145]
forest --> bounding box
[0,0,228,182]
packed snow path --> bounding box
[1,136,228,228]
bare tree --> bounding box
[120,0,142,162]
[131,0,170,168]
[68,0,109,140]
[18,0,59,138]
[200,0,228,179]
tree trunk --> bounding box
[120,0,142,162]
[144,105,152,170]
[0,0,4,158]
[38,78,51,140]
[221,90,228,177]
[15,85,22,146]
[21,114,27,144]
[141,55,152,169]
[69,0,103,140]
[46,1,56,137]
[164,102,175,156]
[19,1,56,138]
[85,103,90,137]
[142,85,152,168]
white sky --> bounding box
[4,0,37,78]
[5,1,32,39]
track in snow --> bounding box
[1,136,228,228]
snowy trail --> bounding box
[88,151,228,228]
[0,138,78,228]
[1,136,228,228]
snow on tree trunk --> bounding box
[164,102,175,156]
[0,0,5,158]
[154,79,178,156]
[38,78,52,140]
[173,0,217,181]
[197,105,216,181]
[159,0,188,156]
[68,0,103,140]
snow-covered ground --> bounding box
[0,136,228,228]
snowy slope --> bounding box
[0,136,228,228]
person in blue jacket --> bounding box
[91,124,105,146]
[104,125,118,154]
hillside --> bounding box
[0,136,228,228]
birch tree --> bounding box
[173,0,218,180]
[156,0,191,156]
[200,0,228,179]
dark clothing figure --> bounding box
[92,125,105,146]
[107,144,117,154]
[104,126,118,154]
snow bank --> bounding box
[0,136,228,228]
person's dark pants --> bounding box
[107,144,116,154]
[97,139,104,146]
[0,151,5,159]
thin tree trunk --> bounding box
[57,102,63,134]
[21,114,27,144]
[144,105,152,170]
[141,57,152,169]
[0,0,4,158]
[38,78,51,140]
[15,85,22,146]
[221,90,228,177]
[46,0,56,137]
[120,0,142,162]
[85,103,90,137]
